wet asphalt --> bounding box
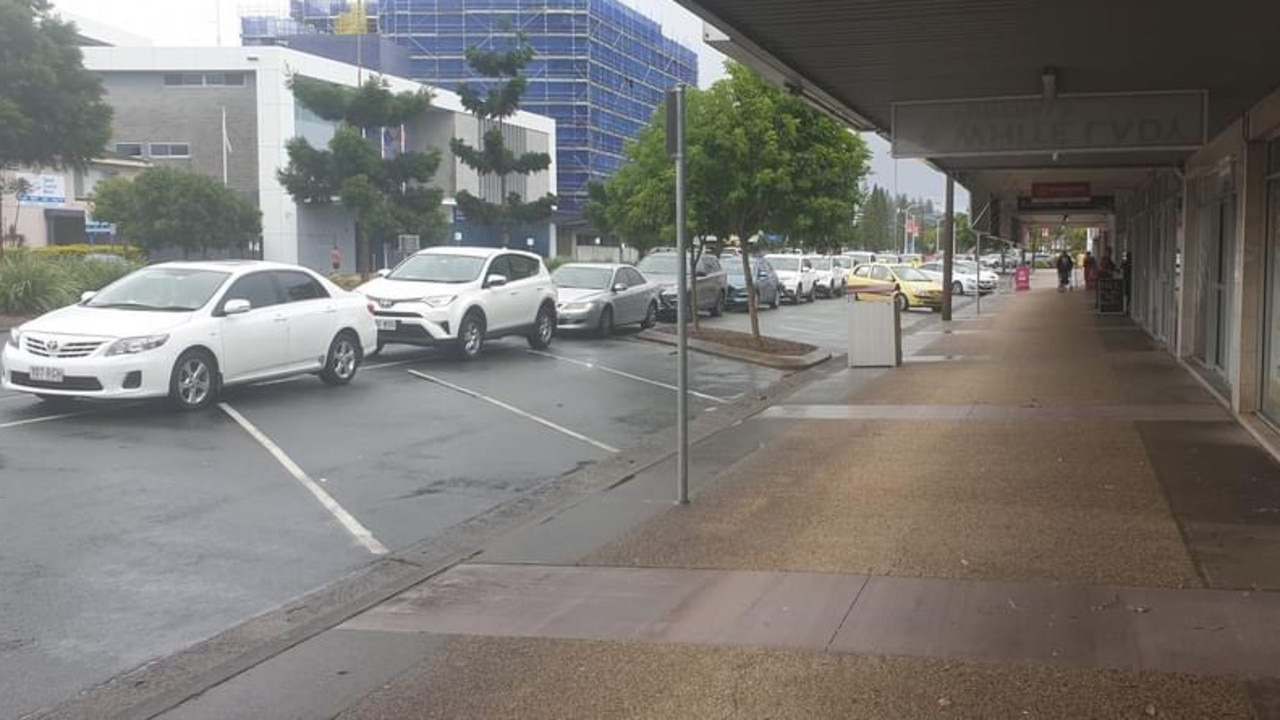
[0,299,856,719]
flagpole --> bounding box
[221,106,229,186]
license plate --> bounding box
[375,318,397,332]
[31,366,63,383]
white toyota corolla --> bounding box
[2,261,377,410]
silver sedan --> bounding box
[553,263,661,337]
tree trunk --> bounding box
[741,248,761,341]
[355,219,369,276]
[500,173,510,249]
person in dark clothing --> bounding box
[1056,251,1074,292]
[1121,252,1133,309]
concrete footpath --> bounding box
[157,274,1280,719]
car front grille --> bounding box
[24,337,105,359]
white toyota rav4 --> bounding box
[357,246,558,360]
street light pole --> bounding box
[667,85,690,505]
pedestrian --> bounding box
[1099,249,1117,278]
[331,244,342,273]
[1083,251,1098,290]
[1056,251,1074,292]
[1121,251,1132,309]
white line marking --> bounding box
[218,402,388,555]
[363,358,423,371]
[0,394,31,403]
[525,349,729,404]
[0,410,91,429]
[407,369,620,454]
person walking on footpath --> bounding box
[1121,251,1133,310]
[1056,251,1075,292]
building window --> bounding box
[149,143,191,158]
[163,72,247,87]
[115,142,143,157]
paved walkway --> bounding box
[161,275,1280,720]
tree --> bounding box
[278,76,445,274]
[451,30,555,248]
[856,186,895,251]
[0,0,114,257]
[587,62,871,340]
[92,167,261,257]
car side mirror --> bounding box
[376,268,391,278]
[757,271,770,279]
[613,283,628,293]
[223,298,252,315]
[80,290,97,303]
[486,274,509,288]
[695,270,708,278]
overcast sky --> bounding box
[52,0,960,207]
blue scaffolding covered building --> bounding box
[246,0,698,226]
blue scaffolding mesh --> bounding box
[269,0,697,216]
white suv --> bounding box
[357,247,558,360]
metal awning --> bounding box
[683,0,1280,183]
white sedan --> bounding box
[919,261,997,295]
[2,261,377,410]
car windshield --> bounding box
[955,262,979,274]
[389,253,486,283]
[84,267,230,311]
[892,266,930,282]
[769,257,800,271]
[638,255,679,276]
[554,266,613,290]
[810,258,832,270]
[725,259,759,278]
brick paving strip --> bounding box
[341,563,1280,679]
[759,403,1231,422]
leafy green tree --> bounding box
[278,76,445,274]
[0,0,113,257]
[452,31,555,248]
[92,167,261,258]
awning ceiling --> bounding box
[682,0,1280,182]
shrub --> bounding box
[27,243,146,262]
[66,258,142,294]
[0,253,74,315]
[329,273,365,291]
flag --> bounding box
[221,107,233,156]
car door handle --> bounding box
[324,306,337,314]
[273,314,288,323]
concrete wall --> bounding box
[99,71,260,204]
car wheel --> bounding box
[807,285,816,303]
[597,306,615,338]
[320,330,361,386]
[769,288,780,309]
[169,348,218,411]
[894,293,909,313]
[952,281,964,296]
[527,304,555,349]
[641,301,659,329]
[454,311,486,360]
[793,286,802,305]
[710,291,725,317]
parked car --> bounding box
[553,263,660,336]
[844,251,876,268]
[874,252,901,264]
[638,250,729,319]
[358,246,558,360]
[849,263,944,312]
[919,260,997,295]
[2,261,377,410]
[765,253,818,304]
[725,255,781,310]
[808,256,848,298]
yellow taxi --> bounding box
[849,263,944,312]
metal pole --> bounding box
[942,177,955,321]
[975,232,982,316]
[671,85,690,505]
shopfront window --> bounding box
[1261,139,1280,422]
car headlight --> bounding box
[422,295,456,308]
[105,334,169,356]
[6,328,21,348]
[560,301,595,311]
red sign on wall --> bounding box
[1031,182,1092,201]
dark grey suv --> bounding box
[638,251,729,319]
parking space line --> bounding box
[363,358,424,372]
[407,369,620,454]
[0,410,92,430]
[525,349,730,404]
[218,402,389,556]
